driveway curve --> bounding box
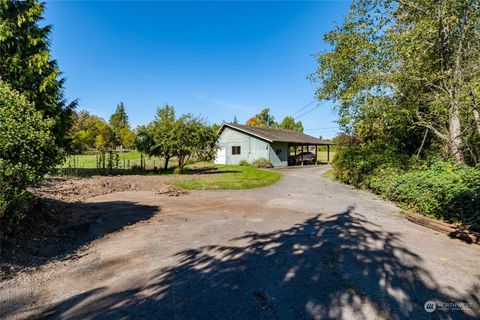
[1,166,479,319]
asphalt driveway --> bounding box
[1,166,479,319]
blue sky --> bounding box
[45,1,351,138]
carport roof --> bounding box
[220,123,333,145]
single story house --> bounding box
[215,123,333,167]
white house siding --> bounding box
[217,127,270,165]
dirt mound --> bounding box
[31,175,186,202]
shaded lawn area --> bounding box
[172,164,281,190]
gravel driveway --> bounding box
[1,166,479,319]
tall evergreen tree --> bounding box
[0,0,76,150]
[109,102,135,149]
[109,102,129,131]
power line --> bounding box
[304,126,338,130]
[291,100,316,116]
[294,100,328,120]
[305,130,338,133]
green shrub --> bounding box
[332,143,409,188]
[0,82,57,229]
[173,167,183,174]
[252,158,273,168]
[333,143,479,231]
[239,160,250,166]
[368,165,403,195]
[386,161,480,230]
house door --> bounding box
[215,147,226,164]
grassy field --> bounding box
[172,164,281,190]
[316,151,336,163]
[61,150,174,169]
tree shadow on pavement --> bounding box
[1,199,159,277]
[33,206,480,320]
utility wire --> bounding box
[304,126,338,130]
[291,100,316,116]
[294,100,328,120]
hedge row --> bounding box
[333,145,480,231]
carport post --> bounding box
[301,145,304,166]
[327,144,330,164]
[315,145,318,165]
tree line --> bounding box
[243,108,304,132]
[312,0,480,230]
[70,103,136,153]
[312,0,480,165]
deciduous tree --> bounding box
[175,115,218,171]
[255,108,276,127]
[246,117,263,127]
[137,105,217,172]
[279,116,304,132]
[311,0,480,164]
[137,105,177,170]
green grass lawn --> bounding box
[61,150,175,169]
[172,164,282,190]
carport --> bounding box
[289,141,334,166]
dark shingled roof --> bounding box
[220,123,333,145]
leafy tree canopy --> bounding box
[137,105,217,171]
[255,108,276,128]
[246,117,263,127]
[311,0,480,165]
[279,116,304,132]
[70,110,116,152]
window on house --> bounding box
[232,146,241,155]
[276,149,282,156]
